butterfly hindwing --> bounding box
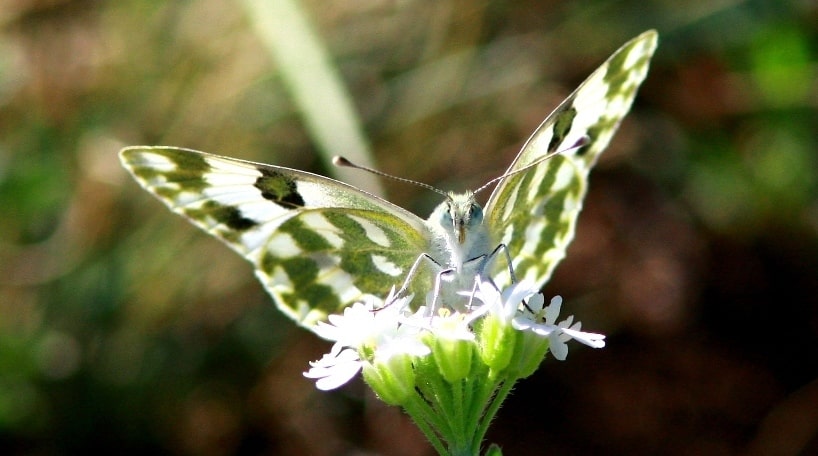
[254,207,427,325]
[120,146,429,326]
[485,30,658,288]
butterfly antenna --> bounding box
[334,156,449,198]
[472,135,590,196]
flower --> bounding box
[419,306,478,382]
[304,292,430,392]
[464,279,542,372]
[304,274,609,455]
[311,290,403,347]
[306,276,606,395]
[513,294,606,361]
[304,347,362,391]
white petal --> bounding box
[544,296,563,324]
[304,349,362,390]
[377,338,431,361]
[503,280,540,306]
[549,333,568,361]
[561,327,606,348]
[526,293,545,313]
[314,363,361,390]
[313,321,343,342]
[511,316,534,331]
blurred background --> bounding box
[1,0,817,454]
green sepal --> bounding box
[506,329,550,380]
[362,354,417,406]
[475,315,516,373]
[431,336,475,384]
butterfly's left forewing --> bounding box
[120,146,429,327]
[485,31,658,289]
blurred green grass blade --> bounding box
[239,0,383,196]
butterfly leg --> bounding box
[390,252,465,317]
[469,243,518,298]
[426,266,459,316]
[463,275,482,310]
[388,252,444,307]
[484,243,542,312]
[485,243,518,284]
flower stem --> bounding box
[472,375,515,451]
[404,394,448,455]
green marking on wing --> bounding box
[571,30,658,168]
[255,169,307,208]
[603,33,654,98]
[547,106,577,152]
[184,201,259,232]
[126,147,212,196]
[327,211,423,294]
[279,216,335,252]
[256,208,428,327]
[489,154,584,287]
[485,31,657,290]
[511,184,578,282]
[121,146,291,257]
[120,146,435,330]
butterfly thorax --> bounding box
[426,191,493,292]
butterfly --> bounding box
[120,30,657,330]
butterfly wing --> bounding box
[484,30,658,289]
[120,146,429,328]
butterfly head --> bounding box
[440,191,483,245]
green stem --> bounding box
[472,375,516,451]
[450,379,474,454]
[404,395,449,456]
[464,366,491,453]
[414,385,454,443]
[427,384,457,441]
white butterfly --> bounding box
[120,31,657,329]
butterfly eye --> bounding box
[470,204,484,224]
[435,204,451,225]
[449,202,462,218]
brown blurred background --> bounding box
[1,0,817,455]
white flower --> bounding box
[404,302,477,342]
[304,292,430,390]
[373,322,430,361]
[312,290,406,345]
[304,348,362,391]
[513,294,606,361]
[560,319,607,349]
[465,279,542,324]
[512,295,562,336]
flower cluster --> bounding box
[303,278,605,455]
[305,280,604,392]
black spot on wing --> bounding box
[254,168,306,209]
[221,206,258,230]
[131,148,212,193]
[159,147,212,173]
[185,201,258,231]
[547,105,578,153]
